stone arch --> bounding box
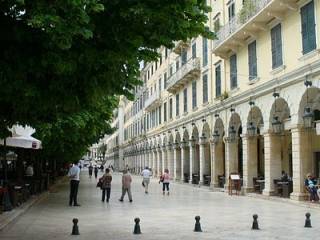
[298,86,320,124]
[228,112,242,135]
[269,97,291,130]
[213,117,225,138]
[247,106,264,134]
[182,129,189,142]
[201,122,211,139]
[191,125,199,142]
[175,131,181,144]
[168,133,174,144]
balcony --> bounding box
[167,57,201,94]
[145,90,161,111]
[173,40,191,55]
[213,0,298,58]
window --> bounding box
[230,54,237,89]
[181,49,187,66]
[151,65,154,75]
[169,98,173,119]
[160,55,162,65]
[301,0,316,55]
[176,60,180,71]
[271,24,283,69]
[202,38,208,66]
[214,18,220,32]
[164,102,167,122]
[183,88,188,113]
[176,94,180,116]
[159,78,162,91]
[192,43,197,59]
[147,70,150,80]
[155,61,158,70]
[164,72,167,88]
[165,48,168,59]
[228,2,235,22]
[159,106,162,124]
[248,40,257,80]
[192,81,197,109]
[170,65,173,76]
[202,74,208,103]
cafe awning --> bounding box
[0,125,42,149]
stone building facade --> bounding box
[100,0,320,201]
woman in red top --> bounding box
[162,169,170,195]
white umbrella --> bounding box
[0,125,42,149]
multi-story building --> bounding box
[102,0,320,201]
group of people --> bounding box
[305,173,320,202]
[67,161,171,206]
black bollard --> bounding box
[133,217,141,234]
[252,214,259,230]
[71,218,80,235]
[304,213,312,228]
[194,216,202,232]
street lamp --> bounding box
[247,100,256,137]
[303,80,314,128]
[212,130,220,144]
[229,107,237,142]
[272,92,283,134]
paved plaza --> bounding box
[1,171,320,240]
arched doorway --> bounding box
[243,105,264,193]
[200,123,211,186]
[182,129,190,183]
[174,131,182,180]
[263,97,291,196]
[212,117,225,188]
[190,126,200,184]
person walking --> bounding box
[101,168,112,203]
[162,169,170,195]
[68,161,81,206]
[88,165,93,178]
[119,170,133,202]
[94,165,99,179]
[141,166,152,194]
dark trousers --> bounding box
[102,188,111,202]
[162,182,169,192]
[69,180,79,206]
[94,171,98,179]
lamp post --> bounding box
[212,130,220,144]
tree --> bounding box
[0,0,214,163]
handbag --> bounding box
[96,177,103,188]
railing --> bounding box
[173,40,191,54]
[167,57,200,91]
[213,0,272,49]
[144,90,161,110]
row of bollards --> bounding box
[71,212,314,235]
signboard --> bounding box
[230,174,240,180]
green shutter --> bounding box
[301,0,316,54]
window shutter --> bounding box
[301,1,316,54]
[215,65,221,97]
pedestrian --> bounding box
[101,168,112,203]
[162,169,170,195]
[94,165,99,179]
[141,166,152,194]
[119,170,133,202]
[68,161,81,206]
[88,165,93,178]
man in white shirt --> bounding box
[141,167,152,194]
[68,162,81,206]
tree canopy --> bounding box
[0,0,213,163]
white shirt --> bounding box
[68,165,80,181]
[141,169,151,178]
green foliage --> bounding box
[238,0,257,24]
[0,0,213,163]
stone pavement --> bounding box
[0,170,319,240]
